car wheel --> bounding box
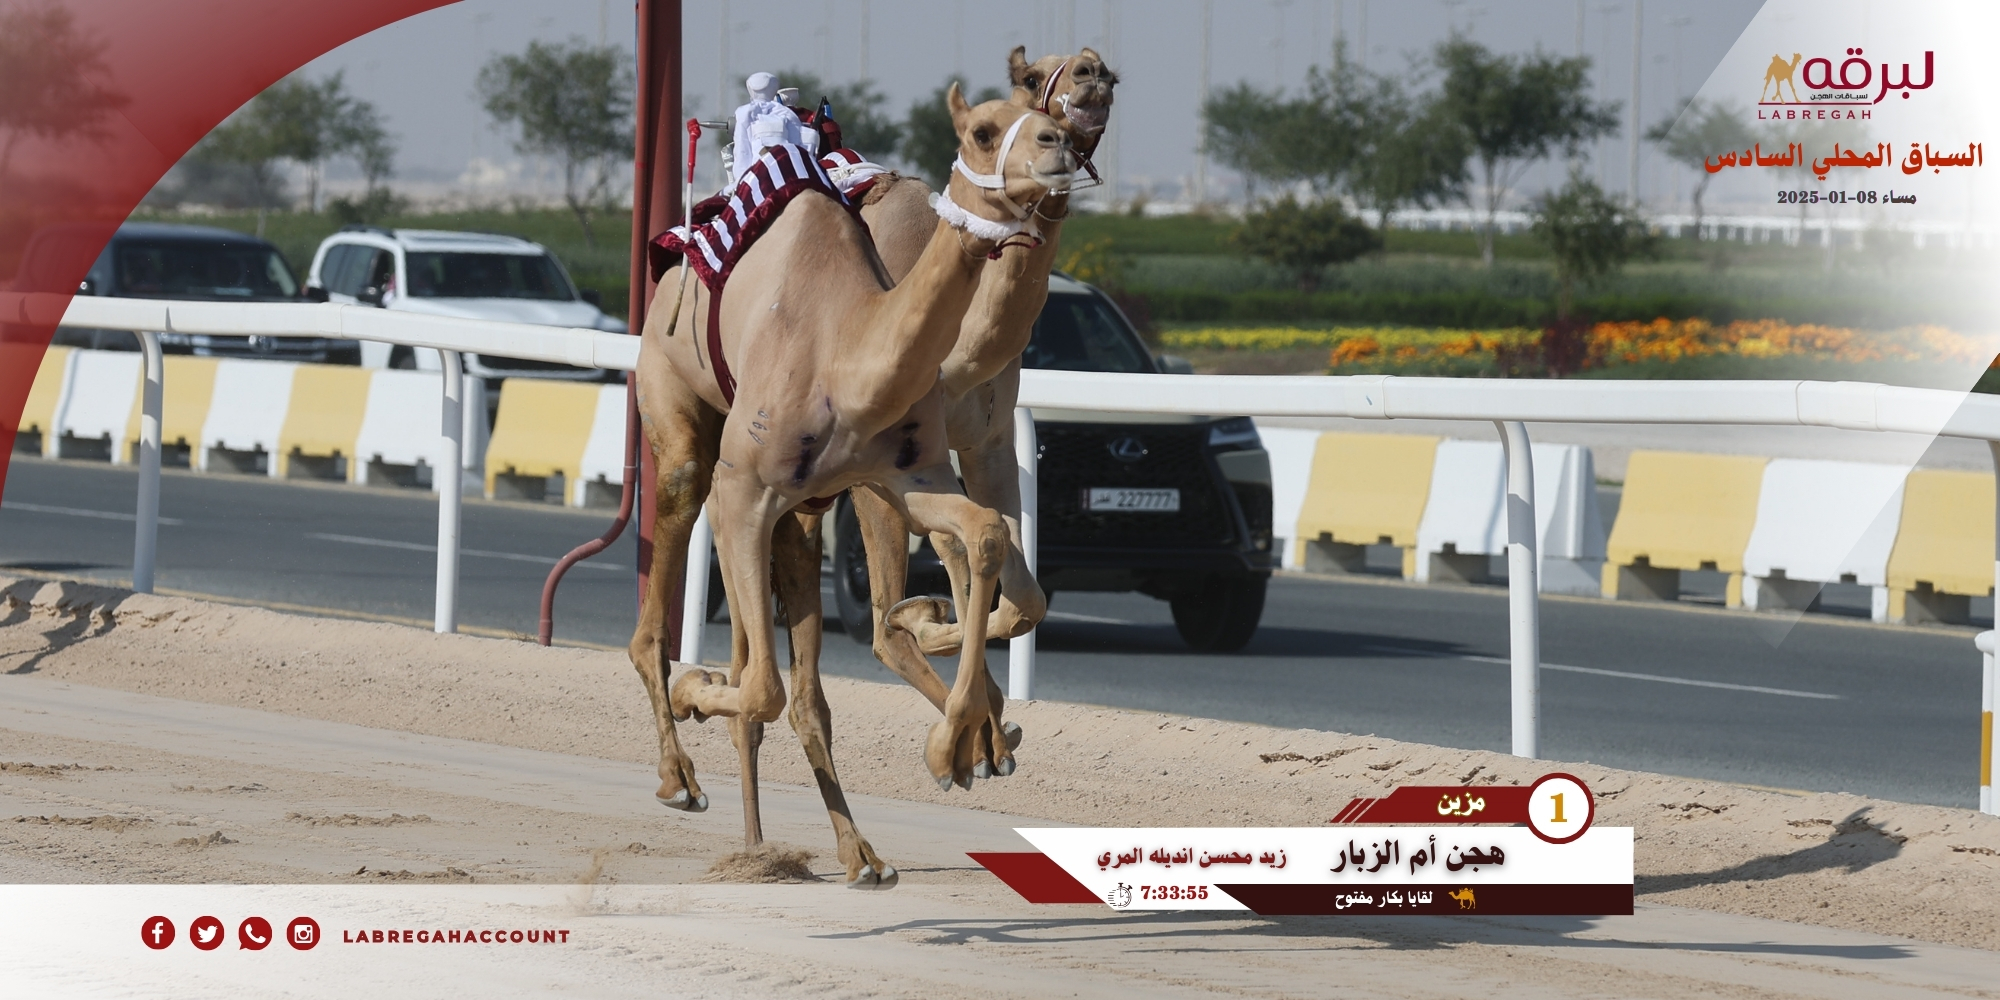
[1170,573,1267,652]
[832,495,875,644]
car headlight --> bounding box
[1207,416,1260,448]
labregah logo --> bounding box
[1760,47,1933,106]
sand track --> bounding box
[5,573,2000,996]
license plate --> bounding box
[1084,488,1180,512]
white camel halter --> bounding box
[1034,58,1105,189]
[950,112,1040,221]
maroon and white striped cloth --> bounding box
[649,142,857,292]
[819,147,892,201]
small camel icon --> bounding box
[1447,887,1477,910]
[1762,52,1803,103]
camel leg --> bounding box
[851,485,950,710]
[625,393,722,813]
[669,462,790,730]
[883,464,1011,789]
[773,510,898,888]
[889,434,1047,658]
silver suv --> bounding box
[304,225,626,381]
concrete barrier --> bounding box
[572,383,630,507]
[51,349,141,461]
[122,355,219,466]
[483,378,599,501]
[351,370,488,491]
[1886,468,1996,625]
[198,359,299,477]
[1741,459,1909,620]
[1294,432,1441,577]
[1413,440,1607,595]
[1256,426,1324,570]
[20,346,73,456]
[276,364,374,479]
[1602,450,1767,606]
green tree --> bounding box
[1434,38,1620,267]
[195,71,394,234]
[899,80,1005,187]
[478,39,633,247]
[1233,195,1382,291]
[0,0,127,177]
[775,69,903,162]
[1201,81,1338,194]
[1323,51,1468,226]
[1529,170,1655,321]
[1644,98,1754,237]
[1201,45,1465,221]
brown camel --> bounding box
[845,47,1119,725]
[627,89,1075,886]
[1762,53,1803,103]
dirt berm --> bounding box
[5,573,1999,950]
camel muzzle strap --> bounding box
[931,189,1039,260]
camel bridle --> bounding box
[943,111,1066,258]
[1033,58,1106,189]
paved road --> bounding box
[1,455,1990,808]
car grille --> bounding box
[1036,423,1234,547]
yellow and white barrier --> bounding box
[1293,432,1441,577]
[1258,426,1324,569]
[1602,451,1767,606]
[482,379,601,501]
[1413,440,1606,595]
[122,355,219,465]
[19,345,73,454]
[1886,469,1997,625]
[28,348,486,489]
[350,369,487,490]
[1741,459,1909,620]
[573,383,630,507]
[51,349,142,460]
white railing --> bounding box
[34,295,2000,808]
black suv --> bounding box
[827,273,1275,652]
[56,222,352,363]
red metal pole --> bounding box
[539,0,682,646]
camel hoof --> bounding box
[1002,721,1023,751]
[995,756,1016,777]
[973,760,993,780]
[849,864,900,890]
[935,773,954,791]
[884,595,949,636]
[656,790,709,812]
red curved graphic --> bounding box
[0,0,452,499]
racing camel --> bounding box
[843,47,1118,737]
[628,89,1076,887]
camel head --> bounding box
[1009,45,1119,152]
[941,83,1076,242]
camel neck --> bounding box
[839,216,990,416]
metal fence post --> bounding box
[1498,420,1540,758]
[680,507,712,666]
[1981,630,1996,815]
[1985,440,2000,814]
[131,329,163,594]
[1009,406,1039,701]
[434,350,464,633]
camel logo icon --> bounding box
[1761,53,1804,103]
[1447,887,1477,910]
[1107,882,1133,909]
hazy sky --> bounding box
[296,0,1765,209]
